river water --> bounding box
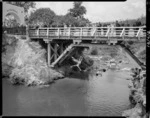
[3,69,134,116]
[3,49,140,116]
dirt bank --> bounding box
[2,34,64,86]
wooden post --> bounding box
[58,28,60,38]
[105,27,110,38]
[47,28,49,38]
[47,41,51,66]
[95,27,97,39]
[120,28,125,40]
[80,28,82,39]
[136,28,141,40]
[60,43,63,54]
[68,28,71,38]
[37,28,39,38]
[54,43,58,61]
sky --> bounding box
[32,0,146,23]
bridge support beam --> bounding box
[45,40,71,66]
[60,43,64,54]
[47,41,51,66]
[54,43,58,61]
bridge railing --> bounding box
[28,26,146,39]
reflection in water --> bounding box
[3,69,131,116]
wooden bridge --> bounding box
[29,26,146,41]
[27,26,146,67]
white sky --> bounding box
[32,0,146,23]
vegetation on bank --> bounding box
[122,68,147,118]
[90,48,99,55]
[2,34,64,86]
[123,41,146,64]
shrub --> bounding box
[90,48,98,55]
[2,35,64,86]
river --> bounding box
[3,69,135,116]
[3,49,140,116]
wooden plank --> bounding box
[51,44,74,67]
[60,43,64,54]
[47,42,51,66]
[54,43,58,61]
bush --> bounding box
[2,35,64,86]
[90,48,98,55]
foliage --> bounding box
[77,17,91,27]
[147,31,150,47]
[122,68,146,118]
[7,2,36,13]
[51,15,65,27]
[2,36,64,86]
[110,52,117,58]
[97,15,146,27]
[28,8,56,27]
[27,2,89,27]
[62,14,77,27]
[90,48,98,55]
[2,34,18,77]
[51,14,90,27]
[68,2,86,19]
[138,50,146,60]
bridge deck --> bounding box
[28,26,146,41]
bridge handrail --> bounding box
[28,26,146,30]
[28,26,146,39]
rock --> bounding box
[122,106,142,118]
[128,81,134,88]
[121,67,131,71]
[123,66,146,118]
[96,71,102,76]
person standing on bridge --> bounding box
[63,23,68,36]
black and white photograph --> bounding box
[2,0,148,117]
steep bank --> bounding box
[2,34,64,86]
[122,68,147,118]
[124,42,146,65]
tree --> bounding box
[7,2,36,13]
[135,20,142,26]
[68,2,86,19]
[52,15,65,27]
[63,14,78,27]
[77,17,91,27]
[28,8,56,27]
[115,20,120,27]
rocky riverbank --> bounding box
[2,34,64,86]
[122,67,148,118]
